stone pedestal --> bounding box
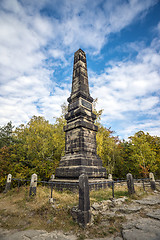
[127,173,135,195]
[149,172,156,190]
[55,49,106,181]
[4,174,12,193]
[29,173,37,196]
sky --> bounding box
[0,0,160,140]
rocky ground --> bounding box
[0,191,160,240]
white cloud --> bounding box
[103,0,157,33]
[119,118,160,140]
[39,0,157,53]
[90,33,160,138]
[0,0,55,126]
[0,0,159,140]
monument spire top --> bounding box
[69,49,92,103]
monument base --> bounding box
[55,153,107,178]
[50,178,111,191]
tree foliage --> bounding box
[0,121,15,148]
[0,114,66,191]
[113,131,160,179]
[97,125,118,174]
[128,131,159,177]
[0,104,160,192]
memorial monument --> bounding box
[55,49,107,181]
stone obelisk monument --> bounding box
[55,49,107,180]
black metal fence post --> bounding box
[17,179,20,191]
[112,181,114,198]
[51,182,53,199]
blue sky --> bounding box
[0,0,160,140]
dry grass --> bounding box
[0,184,150,238]
[0,186,79,232]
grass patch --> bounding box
[90,184,129,203]
[90,188,112,202]
[0,184,150,238]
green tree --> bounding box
[14,115,65,180]
[0,112,67,192]
[93,99,120,176]
[0,146,12,191]
[0,122,17,191]
[128,131,158,178]
[92,98,103,126]
[147,135,160,178]
[97,125,119,175]
[114,140,135,179]
[0,122,15,148]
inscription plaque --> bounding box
[81,99,92,110]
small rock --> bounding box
[47,219,53,224]
[52,204,60,209]
[49,198,54,203]
[101,200,112,205]
[91,210,97,216]
[102,205,109,211]
[101,200,112,210]
[113,197,127,206]
[92,202,102,211]
[117,206,142,214]
[135,199,160,205]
